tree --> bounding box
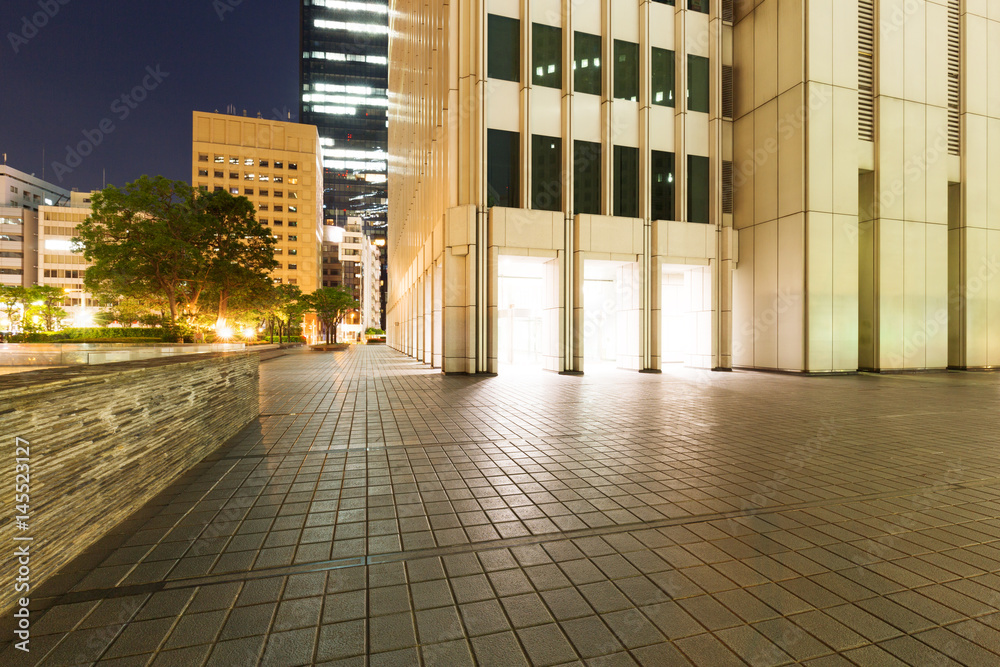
[0,285,26,332]
[27,285,68,332]
[198,190,277,322]
[309,286,358,344]
[76,176,208,327]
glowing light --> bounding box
[314,19,389,34]
[242,327,256,340]
[215,320,235,340]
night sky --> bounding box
[0,0,300,193]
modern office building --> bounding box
[387,0,1000,374]
[321,224,345,289]
[37,191,100,325]
[339,218,383,331]
[191,111,325,295]
[1,165,70,288]
[300,0,390,327]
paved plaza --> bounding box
[5,346,1000,666]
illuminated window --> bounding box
[288,206,298,213]
[652,48,676,107]
[274,176,283,183]
[229,157,239,165]
[274,161,284,169]
[574,32,602,95]
[488,15,520,82]
[244,158,254,166]
[533,24,561,89]
[289,249,298,256]
[230,187,239,194]
[288,177,299,185]
[260,175,270,183]
[214,155,224,163]
[245,173,255,181]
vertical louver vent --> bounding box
[948,0,961,155]
[722,0,735,23]
[722,65,734,119]
[722,161,734,214]
[859,0,876,142]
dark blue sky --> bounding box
[0,0,300,192]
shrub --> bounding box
[54,328,167,340]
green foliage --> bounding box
[0,285,27,332]
[27,285,69,332]
[49,327,166,340]
[365,327,385,335]
[308,286,359,344]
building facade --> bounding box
[387,0,1000,374]
[38,192,99,325]
[1,165,70,289]
[339,218,383,331]
[300,0,390,327]
[191,111,325,294]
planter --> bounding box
[310,343,350,351]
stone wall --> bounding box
[0,351,261,614]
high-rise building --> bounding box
[387,0,1000,375]
[38,191,100,325]
[300,0,389,327]
[191,111,325,295]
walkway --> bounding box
[5,346,1000,666]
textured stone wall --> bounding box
[0,351,260,614]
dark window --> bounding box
[487,129,520,207]
[652,0,675,4]
[651,151,676,221]
[613,146,639,218]
[533,24,561,88]
[574,141,601,215]
[489,15,520,82]
[688,155,710,223]
[689,0,709,13]
[688,55,710,113]
[652,48,675,107]
[574,32,602,95]
[614,40,639,101]
[531,135,561,211]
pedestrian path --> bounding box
[4,346,1000,665]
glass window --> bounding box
[688,55,710,113]
[288,192,298,199]
[651,48,675,107]
[531,135,561,211]
[198,169,208,177]
[273,219,283,226]
[652,0,675,4]
[487,129,520,207]
[260,175,270,183]
[245,173,255,181]
[613,146,639,218]
[244,158,254,166]
[288,235,298,242]
[214,155,224,163]
[573,141,601,215]
[274,176,284,183]
[533,24,561,89]
[689,0,709,13]
[274,160,284,169]
[288,221,298,227]
[488,15,520,82]
[230,187,239,195]
[259,204,269,211]
[214,186,224,192]
[574,32,602,96]
[274,190,283,198]
[288,206,297,213]
[260,159,269,168]
[214,170,223,178]
[274,205,283,212]
[229,157,239,165]
[288,264,297,270]
[289,163,298,170]
[198,154,209,162]
[229,172,238,179]
[651,151,675,221]
[245,188,254,195]
[614,40,639,101]
[688,155,710,223]
[289,249,298,256]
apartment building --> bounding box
[191,111,325,294]
[37,192,99,324]
[0,165,70,288]
[388,0,1000,374]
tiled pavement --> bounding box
[4,347,1000,666]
